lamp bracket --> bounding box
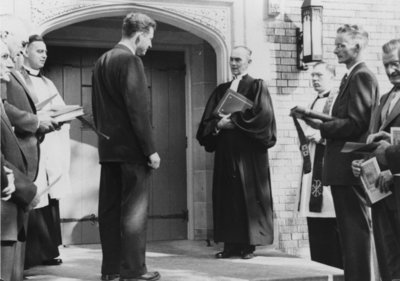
[296,28,308,71]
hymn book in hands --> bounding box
[214,89,254,115]
[359,157,392,205]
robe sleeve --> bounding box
[230,79,277,149]
[196,85,224,152]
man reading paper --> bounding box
[196,46,277,259]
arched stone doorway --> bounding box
[34,3,228,244]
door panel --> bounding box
[45,47,187,243]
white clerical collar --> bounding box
[119,41,136,56]
[233,73,247,80]
[346,61,364,76]
[23,65,40,76]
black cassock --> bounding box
[196,75,277,245]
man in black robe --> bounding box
[196,46,277,259]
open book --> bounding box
[46,105,84,123]
[214,89,254,115]
[359,157,392,205]
[290,106,333,122]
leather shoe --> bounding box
[241,252,254,259]
[101,274,120,280]
[119,271,160,281]
[42,258,63,265]
[215,251,233,259]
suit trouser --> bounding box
[331,185,371,281]
[99,162,150,278]
[372,199,400,281]
[307,217,343,269]
[1,241,16,281]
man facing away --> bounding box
[92,12,161,281]
[196,46,277,259]
[352,38,400,281]
[297,62,342,269]
[305,24,379,281]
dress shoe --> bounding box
[215,251,233,259]
[42,258,63,265]
[241,251,254,259]
[119,271,160,281]
[101,274,120,280]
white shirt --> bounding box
[229,72,248,92]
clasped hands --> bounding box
[351,131,392,193]
[217,113,235,130]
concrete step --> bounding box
[24,240,344,281]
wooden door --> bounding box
[45,46,187,243]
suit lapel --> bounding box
[337,62,366,99]
[11,71,38,108]
[382,90,400,130]
[370,92,391,133]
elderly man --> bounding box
[92,13,160,281]
[352,38,400,281]
[305,24,379,281]
[196,46,277,259]
[0,39,37,281]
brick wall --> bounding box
[265,0,400,256]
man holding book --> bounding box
[296,62,342,269]
[19,34,71,268]
[304,24,379,281]
[351,39,400,280]
[196,46,276,259]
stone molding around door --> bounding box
[29,0,233,83]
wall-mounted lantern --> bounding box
[296,0,323,70]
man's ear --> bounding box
[248,58,252,65]
[132,32,143,46]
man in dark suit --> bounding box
[92,13,160,281]
[196,46,276,259]
[352,39,400,281]
[0,39,37,281]
[305,24,379,281]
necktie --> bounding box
[339,73,348,94]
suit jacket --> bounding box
[4,71,40,181]
[1,99,37,242]
[92,44,155,164]
[320,62,379,186]
[369,88,400,210]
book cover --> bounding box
[290,106,334,122]
[360,157,392,205]
[214,89,254,115]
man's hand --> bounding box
[217,113,235,130]
[303,117,322,130]
[351,159,364,178]
[372,140,391,166]
[37,111,60,133]
[1,167,15,201]
[375,170,393,193]
[148,152,161,169]
[367,131,391,144]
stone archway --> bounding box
[31,1,231,83]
